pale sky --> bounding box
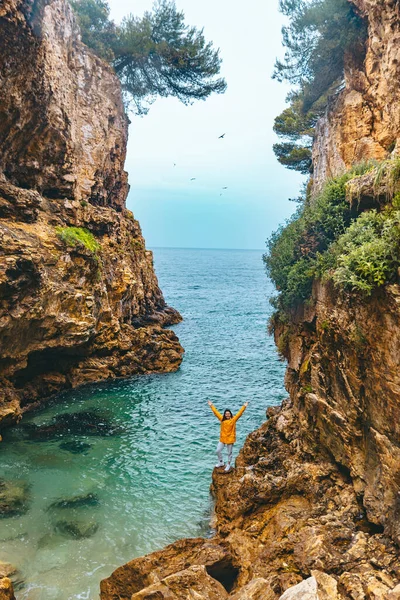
[108,0,304,249]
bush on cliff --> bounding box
[71,0,226,115]
[329,207,400,294]
[264,171,357,309]
[265,164,400,313]
[56,227,101,254]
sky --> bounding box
[108,0,304,250]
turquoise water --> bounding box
[0,248,286,600]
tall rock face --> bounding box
[101,2,400,600]
[312,0,400,190]
[0,0,183,428]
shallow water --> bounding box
[0,248,286,600]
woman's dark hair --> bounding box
[222,409,233,421]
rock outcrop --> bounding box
[0,577,15,600]
[0,0,183,429]
[312,0,400,190]
[101,1,400,599]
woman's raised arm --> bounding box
[233,402,248,422]
[208,400,222,421]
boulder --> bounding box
[130,565,228,600]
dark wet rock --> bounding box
[0,533,28,543]
[59,441,92,454]
[0,480,30,518]
[54,519,99,539]
[47,493,99,511]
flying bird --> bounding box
[218,133,226,139]
[190,178,196,181]
[222,187,228,189]
[173,163,176,167]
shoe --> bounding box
[215,462,224,468]
[224,463,231,472]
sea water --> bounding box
[0,248,286,600]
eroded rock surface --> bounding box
[313,0,400,190]
[0,0,183,428]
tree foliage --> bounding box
[273,143,312,174]
[272,0,367,173]
[274,0,367,108]
[70,0,116,60]
[71,0,227,115]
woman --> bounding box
[208,400,248,472]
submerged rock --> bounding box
[59,441,92,454]
[54,519,99,540]
[0,479,30,518]
[53,412,116,436]
[47,493,99,511]
[20,411,117,440]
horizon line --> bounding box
[149,246,266,252]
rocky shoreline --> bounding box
[99,398,400,599]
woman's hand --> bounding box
[244,402,249,407]
[207,400,212,406]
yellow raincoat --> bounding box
[210,404,247,444]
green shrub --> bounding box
[373,156,400,199]
[328,208,400,294]
[263,162,397,312]
[264,171,359,309]
[56,227,101,254]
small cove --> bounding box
[0,248,286,599]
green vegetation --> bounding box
[329,208,400,294]
[300,384,313,395]
[264,170,359,309]
[273,0,367,172]
[264,161,400,314]
[56,227,101,254]
[71,0,226,115]
[130,238,144,250]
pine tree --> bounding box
[71,0,227,115]
[273,0,367,172]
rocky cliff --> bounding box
[100,1,400,599]
[0,0,183,430]
[313,0,400,190]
